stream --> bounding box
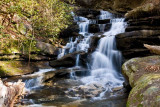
[5,10,128,107]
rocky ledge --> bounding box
[122,56,160,106]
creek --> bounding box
[6,10,128,107]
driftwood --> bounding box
[144,44,160,55]
[0,79,25,107]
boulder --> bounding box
[122,56,160,106]
[116,30,160,59]
[36,41,59,56]
[49,51,87,68]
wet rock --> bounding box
[89,35,101,52]
[59,23,80,38]
[116,30,160,59]
[67,83,105,98]
[112,86,123,92]
[122,56,160,106]
[89,24,99,33]
[49,51,88,68]
[97,19,110,24]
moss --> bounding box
[0,61,23,77]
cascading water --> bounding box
[98,10,112,32]
[81,18,127,98]
[58,13,94,68]
[13,10,128,106]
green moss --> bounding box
[0,61,23,77]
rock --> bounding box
[116,30,160,59]
[125,2,160,19]
[122,56,160,106]
[89,24,99,33]
[0,79,25,107]
[97,19,110,24]
[144,44,160,55]
[59,23,79,38]
[67,83,105,98]
[36,41,59,56]
[49,51,87,68]
[112,86,123,92]
[88,35,102,52]
[75,8,100,19]
[0,61,39,77]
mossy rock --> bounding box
[0,61,38,77]
[122,56,160,106]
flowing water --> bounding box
[6,10,128,107]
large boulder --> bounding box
[36,41,59,56]
[49,51,88,68]
[122,56,160,107]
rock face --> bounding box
[49,51,88,68]
[122,56,160,107]
[63,0,146,13]
[116,30,160,59]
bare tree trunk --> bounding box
[0,79,25,107]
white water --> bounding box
[98,10,112,32]
[58,13,94,68]
[81,18,127,96]
[25,69,55,89]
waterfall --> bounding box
[99,10,113,20]
[58,14,93,61]
[98,10,112,32]
[81,18,127,95]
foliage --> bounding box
[0,0,73,54]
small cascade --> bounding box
[24,69,55,90]
[81,18,127,98]
[98,10,112,32]
[58,14,93,60]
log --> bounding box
[0,79,25,107]
[144,44,160,55]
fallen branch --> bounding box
[0,79,25,107]
[144,44,160,55]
